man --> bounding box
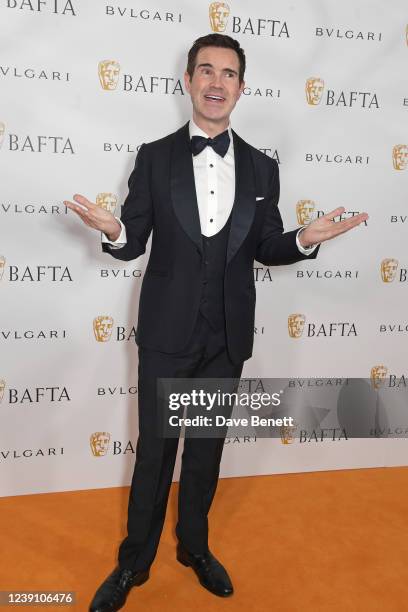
[64,34,368,612]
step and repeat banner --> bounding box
[1,0,407,496]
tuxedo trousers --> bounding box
[118,311,244,571]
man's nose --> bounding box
[210,73,223,88]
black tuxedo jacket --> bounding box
[102,122,319,364]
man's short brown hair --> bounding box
[187,33,246,84]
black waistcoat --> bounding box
[198,213,232,331]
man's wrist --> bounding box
[104,220,121,242]
[298,226,314,249]
[296,227,318,256]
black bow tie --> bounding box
[190,130,230,158]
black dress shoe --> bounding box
[176,542,233,597]
[89,566,149,612]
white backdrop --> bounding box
[1,0,407,497]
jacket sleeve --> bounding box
[255,159,319,266]
[101,144,153,262]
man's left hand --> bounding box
[299,206,369,248]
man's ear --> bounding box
[184,71,192,94]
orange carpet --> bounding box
[1,467,408,611]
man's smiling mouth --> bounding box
[204,94,226,102]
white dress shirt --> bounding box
[189,119,235,236]
[102,119,317,254]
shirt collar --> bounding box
[189,118,232,141]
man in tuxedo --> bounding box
[64,33,367,612]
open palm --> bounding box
[299,206,369,248]
[64,194,121,239]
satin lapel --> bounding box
[170,122,202,254]
[226,131,256,265]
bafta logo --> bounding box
[305,77,324,106]
[93,316,114,342]
[96,193,118,215]
[288,314,306,338]
[280,422,298,444]
[98,60,121,91]
[0,255,5,281]
[0,122,5,149]
[392,144,408,170]
[90,432,111,457]
[0,380,5,403]
[296,200,315,225]
[209,2,230,32]
[370,365,388,390]
[381,258,398,283]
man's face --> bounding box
[184,46,244,128]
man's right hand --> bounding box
[63,194,121,241]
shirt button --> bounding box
[209,164,214,168]
[210,190,214,195]
[210,218,214,223]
